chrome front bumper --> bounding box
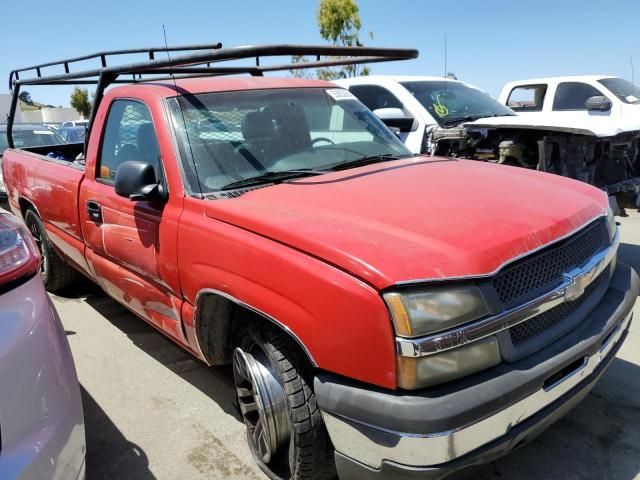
[316,262,638,478]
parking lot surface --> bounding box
[54,210,640,480]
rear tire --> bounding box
[233,322,336,480]
[24,209,77,292]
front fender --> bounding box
[178,200,398,389]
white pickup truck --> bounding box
[338,75,640,201]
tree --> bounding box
[316,0,372,79]
[18,91,32,104]
[70,88,92,118]
[290,55,316,79]
[289,0,372,79]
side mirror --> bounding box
[373,107,415,132]
[585,95,612,111]
[114,161,166,201]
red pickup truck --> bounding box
[2,45,638,480]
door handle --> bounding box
[86,200,102,223]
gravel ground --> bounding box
[50,209,640,480]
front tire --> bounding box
[24,209,77,292]
[233,323,336,480]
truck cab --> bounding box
[499,75,640,134]
[336,75,514,154]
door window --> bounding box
[552,82,604,111]
[348,85,403,111]
[506,85,547,111]
[99,100,161,181]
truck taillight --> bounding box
[0,214,41,287]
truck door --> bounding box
[79,99,185,343]
[550,81,614,132]
[347,84,422,153]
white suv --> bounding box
[60,120,89,129]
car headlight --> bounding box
[383,285,490,338]
[385,285,498,389]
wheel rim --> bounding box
[26,216,48,278]
[233,347,291,464]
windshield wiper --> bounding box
[327,153,414,171]
[220,169,327,190]
[441,113,515,127]
[441,115,485,126]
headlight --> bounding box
[605,204,616,243]
[383,285,489,338]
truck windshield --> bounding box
[598,78,640,105]
[400,81,515,126]
[168,87,411,193]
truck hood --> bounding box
[204,157,606,289]
[464,112,640,137]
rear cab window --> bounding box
[506,84,547,111]
[347,85,403,111]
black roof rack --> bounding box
[6,43,418,149]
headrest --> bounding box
[137,123,159,159]
[265,103,311,150]
[241,111,275,142]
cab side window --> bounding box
[99,100,161,181]
[552,82,603,111]
[348,85,403,111]
[507,84,547,111]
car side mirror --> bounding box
[373,107,415,132]
[114,161,166,201]
[585,95,612,111]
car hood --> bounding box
[464,113,640,137]
[204,157,607,289]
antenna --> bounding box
[631,56,635,88]
[162,25,204,195]
[443,34,448,118]
[444,34,447,81]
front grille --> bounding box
[492,218,609,308]
[509,269,608,345]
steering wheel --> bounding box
[311,137,335,146]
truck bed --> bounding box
[2,145,89,274]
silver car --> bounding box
[0,210,85,479]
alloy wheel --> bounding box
[233,347,291,464]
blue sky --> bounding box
[3,0,639,107]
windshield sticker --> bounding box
[33,130,54,135]
[433,95,449,117]
[326,89,357,101]
[626,95,639,103]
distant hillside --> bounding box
[19,99,57,111]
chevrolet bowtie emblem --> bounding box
[563,259,602,302]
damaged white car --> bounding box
[338,75,640,204]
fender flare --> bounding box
[192,288,318,367]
